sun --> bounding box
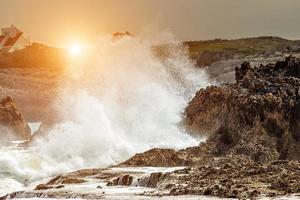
[69,44,82,57]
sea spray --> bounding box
[0,34,211,186]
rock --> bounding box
[48,175,86,185]
[119,148,188,167]
[107,174,133,186]
[185,56,300,162]
[146,56,300,198]
[156,155,300,198]
[34,174,86,190]
[138,172,166,188]
[34,184,53,190]
[1,190,104,199]
[0,96,31,142]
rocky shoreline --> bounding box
[117,56,300,198]
[1,56,300,199]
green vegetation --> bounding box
[184,36,300,59]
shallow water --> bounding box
[1,166,229,199]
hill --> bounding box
[185,36,300,59]
[0,43,66,69]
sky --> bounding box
[1,0,300,47]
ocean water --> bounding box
[0,34,212,197]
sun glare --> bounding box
[69,44,82,57]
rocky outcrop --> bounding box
[0,96,31,142]
[138,172,167,188]
[120,146,214,167]
[119,148,189,167]
[107,174,133,186]
[142,56,300,198]
[185,56,300,162]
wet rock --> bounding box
[1,190,104,200]
[119,148,188,167]
[156,156,300,198]
[107,174,133,186]
[138,172,166,188]
[149,56,300,198]
[34,174,86,190]
[0,96,31,142]
[185,56,300,162]
[35,184,53,190]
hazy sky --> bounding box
[1,0,300,47]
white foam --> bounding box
[28,123,42,135]
[30,35,211,174]
[0,34,211,196]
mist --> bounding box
[0,34,211,182]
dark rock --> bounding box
[0,96,31,142]
[138,172,166,188]
[35,184,53,190]
[185,56,300,162]
[119,148,188,167]
[149,56,300,198]
[107,174,133,186]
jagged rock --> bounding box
[185,56,300,162]
[144,56,300,198]
[0,96,31,142]
[107,174,133,186]
[138,172,166,188]
[119,148,189,167]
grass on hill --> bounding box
[184,36,300,58]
